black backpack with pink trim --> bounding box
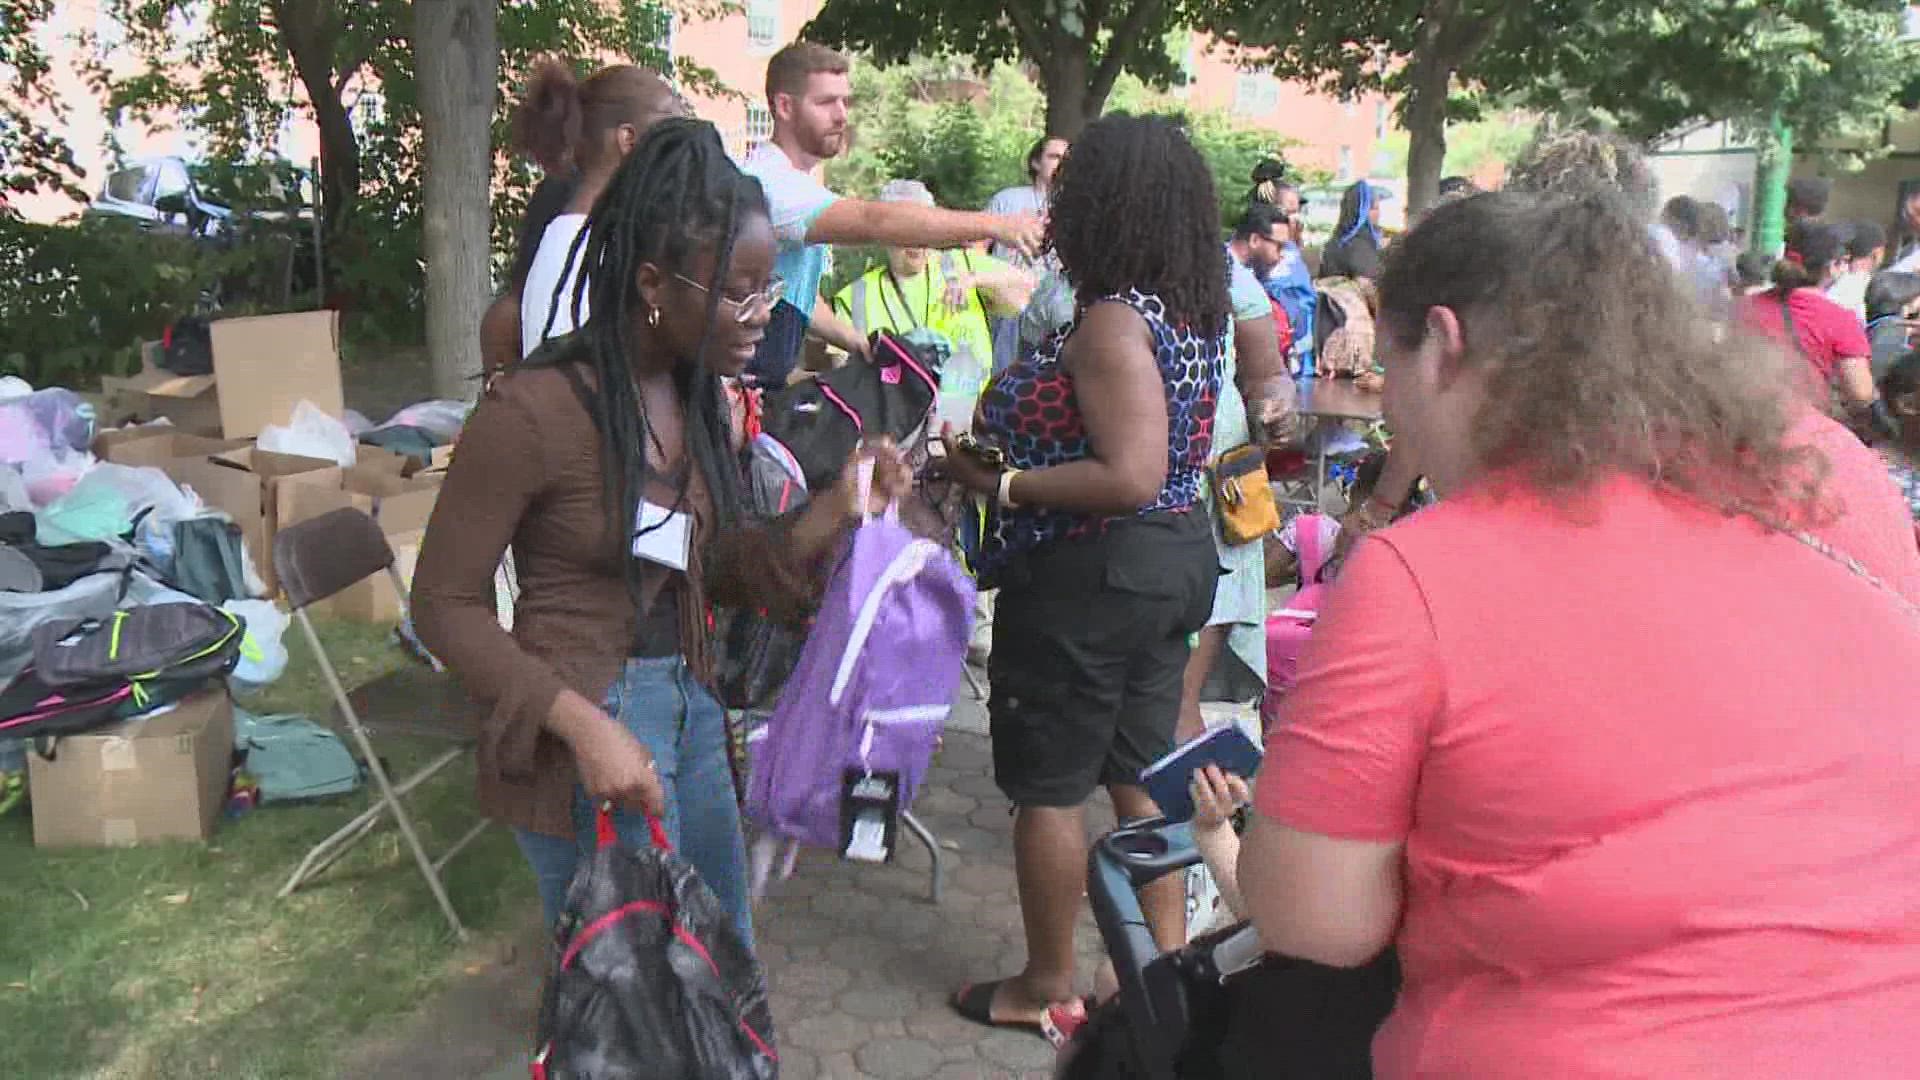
[760,330,943,494]
[532,809,777,1080]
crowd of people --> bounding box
[411,38,1920,1076]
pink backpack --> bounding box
[1263,514,1334,732]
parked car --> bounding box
[85,156,322,307]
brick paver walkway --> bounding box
[357,720,1122,1079]
[759,728,1114,1080]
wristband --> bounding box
[998,468,1023,508]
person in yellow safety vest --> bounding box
[832,179,1034,428]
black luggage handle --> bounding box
[1087,817,1203,1080]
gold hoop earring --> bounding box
[647,305,660,328]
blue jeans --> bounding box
[513,656,754,950]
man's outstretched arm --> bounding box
[807,199,1043,258]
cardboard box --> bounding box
[98,342,222,437]
[28,688,236,848]
[101,312,346,441]
[209,311,345,439]
[279,465,441,621]
[93,424,246,471]
[167,446,343,593]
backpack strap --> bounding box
[1778,289,1808,360]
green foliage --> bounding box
[0,218,231,386]
[818,58,1300,296]
[1488,1,1912,147]
[1372,116,1532,181]
[1163,106,1305,231]
[829,62,1046,207]
[86,0,735,346]
[804,0,1239,135]
[1220,0,1911,202]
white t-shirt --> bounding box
[1828,270,1872,323]
[985,184,1046,271]
[740,144,839,318]
[520,213,591,358]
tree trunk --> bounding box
[1402,55,1449,218]
[310,95,360,244]
[1403,1,1502,218]
[272,1,360,245]
[414,0,497,398]
[1042,49,1092,139]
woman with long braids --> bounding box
[413,119,910,946]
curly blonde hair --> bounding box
[1506,129,1660,223]
[1377,189,1830,528]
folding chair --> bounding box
[273,507,486,939]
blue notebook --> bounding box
[1139,725,1263,824]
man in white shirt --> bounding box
[984,136,1067,371]
[741,43,1045,387]
[1828,220,1885,322]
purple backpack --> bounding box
[745,481,975,895]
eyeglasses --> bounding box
[672,273,785,323]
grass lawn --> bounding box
[0,619,532,1079]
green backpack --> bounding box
[235,711,363,802]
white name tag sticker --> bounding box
[632,499,691,572]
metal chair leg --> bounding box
[278,746,469,895]
[901,809,942,905]
[294,610,469,940]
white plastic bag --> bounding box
[258,400,357,467]
[224,598,290,688]
[0,467,30,513]
[19,447,89,506]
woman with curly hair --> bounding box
[1242,189,1920,1077]
[939,113,1228,1036]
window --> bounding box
[1375,101,1390,141]
[746,0,780,50]
[1232,73,1279,117]
[153,159,191,202]
[106,167,149,204]
[1337,146,1354,181]
[745,104,774,152]
[355,91,387,129]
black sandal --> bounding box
[951,980,1086,1044]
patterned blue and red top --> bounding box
[969,288,1225,584]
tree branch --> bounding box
[1089,0,1166,101]
[1002,0,1050,66]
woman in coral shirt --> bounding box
[1242,190,1920,1079]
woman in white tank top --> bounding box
[511,60,688,359]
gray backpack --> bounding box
[32,602,244,711]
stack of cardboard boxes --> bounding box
[31,310,454,849]
[95,309,445,614]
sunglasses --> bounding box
[673,273,785,323]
